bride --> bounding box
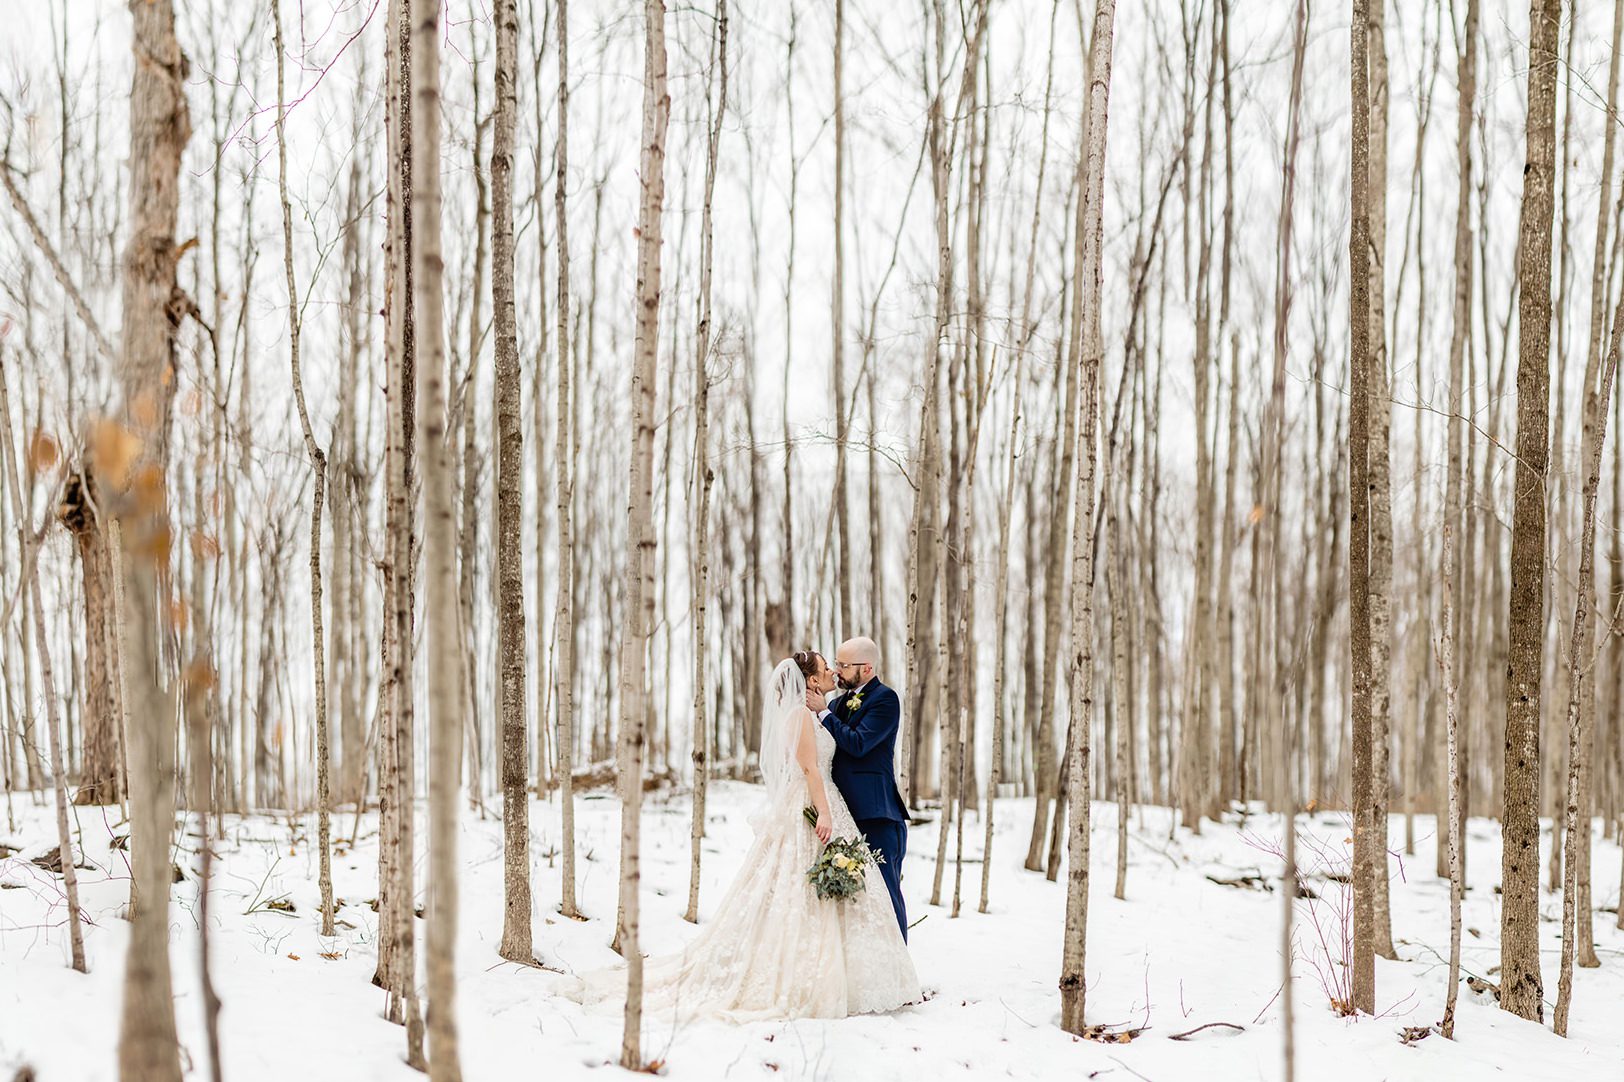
[588,651,920,1021]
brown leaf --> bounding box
[28,430,59,471]
[183,659,217,695]
[132,391,160,429]
[132,524,173,565]
[132,462,166,508]
[90,420,142,491]
[287,953,301,961]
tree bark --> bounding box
[412,0,462,1074]
[1566,0,1624,979]
[272,0,336,939]
[1348,0,1378,1018]
[685,0,728,926]
[113,1,190,1077]
[1438,0,1477,1043]
[379,0,425,1063]
[1554,248,1622,1038]
[1364,0,1397,962]
[1500,0,1561,1025]
[831,0,852,636]
[0,356,85,973]
[1555,0,1624,1026]
[492,0,532,966]
[617,2,669,1067]
[1059,0,1114,1036]
[60,469,123,805]
[553,0,581,923]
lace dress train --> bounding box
[578,721,919,1021]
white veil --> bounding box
[753,657,810,829]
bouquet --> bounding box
[803,806,884,902]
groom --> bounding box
[808,637,910,941]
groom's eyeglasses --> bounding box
[835,661,866,672]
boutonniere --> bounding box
[846,690,866,712]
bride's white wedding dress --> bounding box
[580,661,920,1022]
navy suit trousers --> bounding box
[857,817,908,941]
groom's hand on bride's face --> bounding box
[805,687,825,714]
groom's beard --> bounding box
[837,673,860,690]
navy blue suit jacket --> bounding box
[821,680,907,823]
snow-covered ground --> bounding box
[3,783,1623,1082]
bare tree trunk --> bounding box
[831,0,852,636]
[1545,6,1581,902]
[527,3,552,799]
[1348,0,1378,1018]
[114,2,189,1077]
[906,0,957,814]
[1109,483,1130,901]
[1554,256,1622,1037]
[617,3,669,1067]
[457,42,491,814]
[1500,0,1561,1025]
[1266,5,1308,1065]
[0,356,84,973]
[1567,0,1624,979]
[1438,0,1477,1043]
[61,469,123,806]
[778,3,801,661]
[335,122,367,810]
[1364,0,1397,962]
[380,0,425,1063]
[686,0,727,925]
[412,0,462,1074]
[491,0,532,965]
[1555,0,1624,1024]
[182,511,225,1082]
[553,0,581,923]
[1026,183,1082,871]
[981,360,1023,914]
[1059,0,1114,1036]
[272,0,336,938]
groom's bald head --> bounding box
[838,637,879,667]
[834,638,879,690]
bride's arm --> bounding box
[795,710,834,842]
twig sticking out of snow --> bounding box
[1167,1022,1244,1041]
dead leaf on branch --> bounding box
[27,430,58,471]
[132,390,160,428]
[90,419,142,491]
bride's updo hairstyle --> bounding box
[792,651,824,681]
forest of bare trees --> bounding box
[5,0,1624,1079]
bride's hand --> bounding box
[815,810,833,843]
